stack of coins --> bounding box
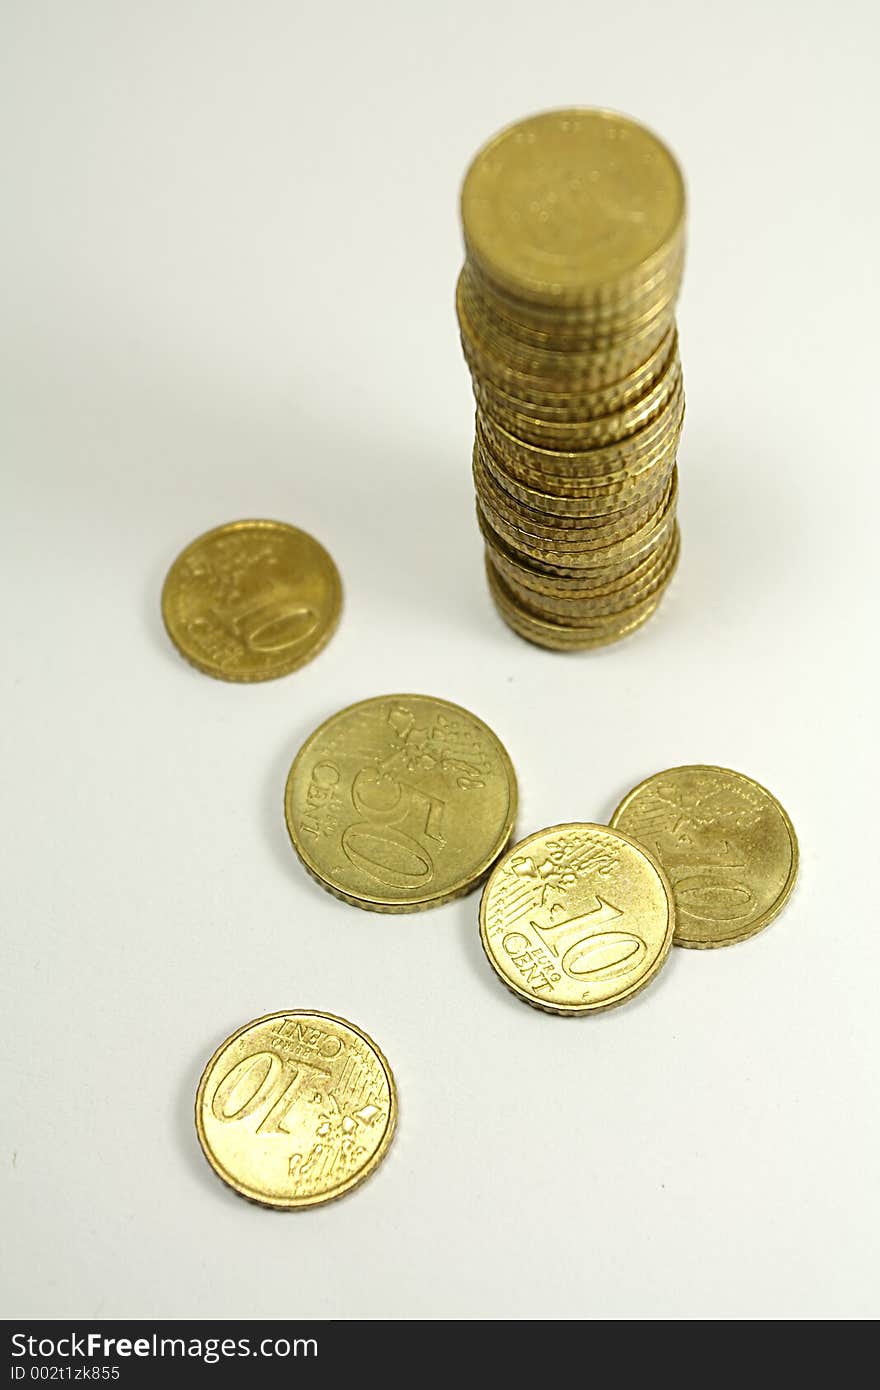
[457,108,686,649]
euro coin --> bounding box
[479,511,673,591]
[488,524,680,620]
[610,765,798,948]
[484,560,672,649]
[474,455,674,546]
[457,109,686,648]
[479,823,675,1013]
[462,251,685,342]
[458,282,675,388]
[472,325,677,421]
[285,694,518,911]
[461,109,685,308]
[486,350,680,447]
[477,384,684,481]
[162,519,342,682]
[195,1010,397,1208]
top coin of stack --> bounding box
[457,108,687,649]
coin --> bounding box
[477,383,684,481]
[458,278,675,388]
[478,473,678,571]
[484,559,671,649]
[460,262,682,354]
[458,110,686,647]
[479,510,673,591]
[488,524,681,620]
[610,766,798,948]
[195,1010,397,1208]
[461,109,685,307]
[285,694,518,912]
[478,355,681,452]
[475,453,674,545]
[463,249,685,340]
[161,519,342,682]
[473,324,677,421]
[479,823,675,1013]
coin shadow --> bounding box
[451,887,524,1011]
[597,780,643,826]
[260,721,330,889]
[142,546,187,674]
[172,1035,238,1202]
[676,417,811,603]
[138,431,488,657]
[317,437,486,628]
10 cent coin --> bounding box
[195,1010,397,1208]
[162,519,342,681]
[479,822,675,1013]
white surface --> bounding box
[2,0,878,1322]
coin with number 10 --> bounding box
[195,1011,397,1208]
[479,822,675,1013]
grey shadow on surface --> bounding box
[173,1032,242,1205]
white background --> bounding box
[2,0,878,1321]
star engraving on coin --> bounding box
[161,519,342,681]
[195,1011,396,1208]
[610,765,798,948]
[284,694,518,911]
[479,823,675,1013]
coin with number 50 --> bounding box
[285,694,518,912]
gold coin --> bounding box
[285,694,518,912]
[458,278,675,388]
[610,766,798,948]
[460,255,684,348]
[162,519,342,682]
[484,562,666,651]
[485,555,676,647]
[489,524,681,619]
[479,824,675,1012]
[478,517,674,599]
[493,602,660,651]
[477,499,667,567]
[479,351,681,451]
[473,324,677,422]
[480,509,673,591]
[474,447,665,525]
[477,473,677,571]
[474,452,672,545]
[461,109,685,307]
[477,433,679,514]
[485,532,673,604]
[478,383,684,482]
[195,1010,397,1208]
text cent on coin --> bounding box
[285,694,518,912]
[162,519,342,681]
[610,765,798,948]
[195,1011,397,1209]
[479,823,675,1014]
